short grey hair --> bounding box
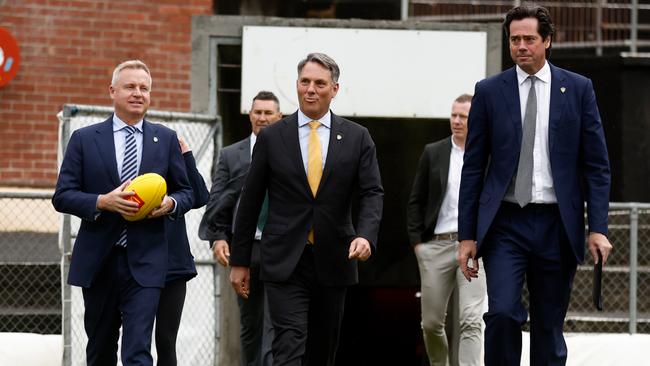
[297,53,340,83]
[111,60,152,87]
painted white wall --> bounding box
[241,26,487,119]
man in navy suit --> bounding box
[457,6,612,366]
[52,60,193,366]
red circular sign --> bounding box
[0,27,20,88]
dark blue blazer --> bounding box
[164,151,209,283]
[52,116,194,288]
[458,63,611,262]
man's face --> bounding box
[296,61,339,120]
[109,68,151,124]
[509,17,550,75]
[450,101,470,142]
[249,99,282,135]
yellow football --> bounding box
[121,173,167,221]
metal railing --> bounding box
[408,0,650,55]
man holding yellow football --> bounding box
[52,60,194,366]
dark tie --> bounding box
[117,125,138,247]
[256,192,269,232]
[514,75,537,207]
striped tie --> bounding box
[117,125,138,247]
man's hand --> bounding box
[457,239,479,282]
[588,232,613,265]
[230,266,250,299]
[96,181,139,216]
[348,237,372,261]
[213,240,230,266]
[178,136,190,154]
[147,195,175,218]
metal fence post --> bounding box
[629,206,638,334]
[60,107,73,366]
[631,0,639,54]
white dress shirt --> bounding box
[515,61,557,203]
[434,137,463,234]
[298,109,330,173]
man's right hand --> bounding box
[213,240,230,266]
[96,181,139,216]
[457,239,479,282]
[230,266,250,299]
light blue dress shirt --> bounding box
[112,114,143,179]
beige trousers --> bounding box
[415,240,486,366]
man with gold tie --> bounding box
[229,53,384,366]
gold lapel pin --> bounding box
[153,136,159,143]
[337,134,342,141]
[560,87,566,94]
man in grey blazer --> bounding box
[199,91,282,366]
[407,94,486,366]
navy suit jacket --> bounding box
[164,151,209,283]
[230,112,384,286]
[458,63,611,262]
[53,116,194,288]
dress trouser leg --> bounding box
[482,203,576,366]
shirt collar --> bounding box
[516,61,550,86]
[250,133,257,148]
[298,109,331,129]
[112,114,144,133]
[450,136,463,151]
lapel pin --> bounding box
[337,134,342,141]
[560,87,566,94]
[153,136,159,143]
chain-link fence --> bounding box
[519,202,650,334]
[57,104,221,366]
[0,190,60,335]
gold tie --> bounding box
[307,121,322,244]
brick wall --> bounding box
[0,0,213,187]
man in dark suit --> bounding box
[199,91,283,366]
[52,60,193,366]
[229,53,384,366]
[457,6,612,366]
[407,94,485,366]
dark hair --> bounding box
[252,90,280,111]
[297,53,340,83]
[454,93,473,104]
[503,5,555,58]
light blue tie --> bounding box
[117,126,138,247]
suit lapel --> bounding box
[500,67,523,147]
[548,63,568,154]
[319,114,347,194]
[94,117,120,186]
[279,113,311,195]
[139,120,157,175]
[238,136,251,169]
[437,137,452,193]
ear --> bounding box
[109,85,116,100]
[544,36,551,49]
[332,82,340,95]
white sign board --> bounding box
[241,26,486,119]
